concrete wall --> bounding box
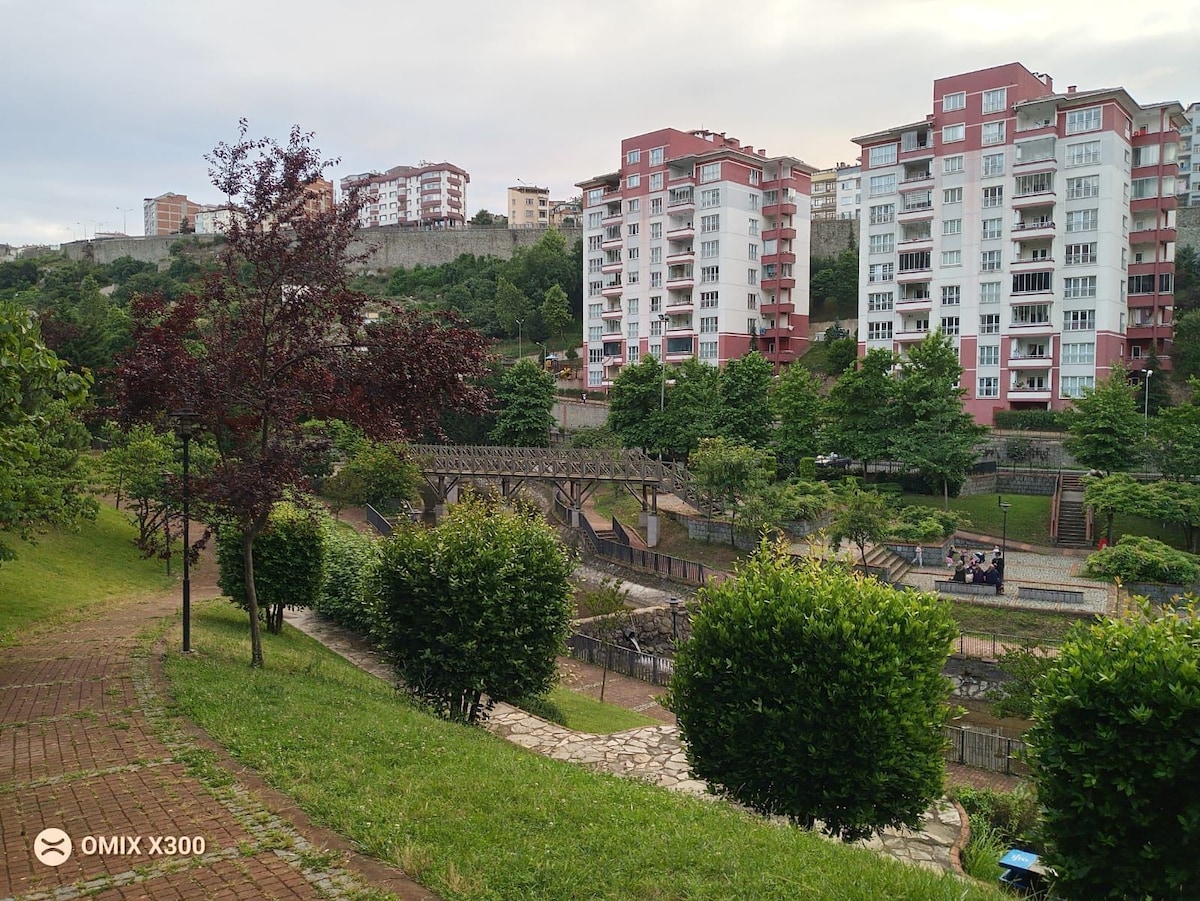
[1179,205,1200,252]
[62,226,583,271]
[810,218,857,258]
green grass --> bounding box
[545,686,658,733]
[166,603,1003,901]
[1109,512,1190,550]
[0,503,173,641]
[901,493,1053,546]
[946,602,1085,643]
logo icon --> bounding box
[33,828,73,866]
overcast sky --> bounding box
[2,0,1197,247]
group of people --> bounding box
[945,545,1005,592]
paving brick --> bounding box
[1,711,164,785]
[0,654,129,688]
[0,673,136,722]
[82,854,329,900]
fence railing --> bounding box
[577,510,719,587]
[944,724,1029,775]
[955,630,1061,659]
[364,504,394,537]
[611,516,632,546]
[565,633,675,687]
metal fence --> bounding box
[364,503,394,536]
[944,724,1029,775]
[578,514,719,587]
[955,631,1062,660]
[565,633,674,687]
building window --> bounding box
[943,218,962,236]
[699,316,718,333]
[747,269,758,285]
[588,369,602,387]
[977,377,1000,399]
[650,221,663,239]
[587,188,603,205]
[1065,107,1102,135]
[982,87,1008,114]
[748,218,759,236]
[982,186,1004,207]
[649,147,664,166]
[1128,274,1156,294]
[650,246,662,264]
[943,91,966,111]
[627,298,640,317]
[944,155,964,174]
[942,123,965,143]
[1131,177,1159,200]
[649,320,662,337]
[748,243,759,260]
[626,174,641,189]
[1065,141,1102,167]
[1062,342,1095,364]
[628,247,640,261]
[649,172,664,191]
[700,162,721,183]
[981,250,1002,272]
[869,233,894,254]
[980,313,1001,334]
[588,211,603,228]
[650,197,663,216]
[700,188,720,208]
[1066,175,1100,199]
[982,153,1005,177]
[699,291,719,308]
[1012,304,1051,325]
[899,251,931,272]
[942,285,961,305]
[701,240,719,258]
[1061,375,1094,398]
[588,347,603,363]
[1013,271,1052,293]
[867,321,893,340]
[1133,144,1160,167]
[980,282,1001,304]
[1015,172,1053,196]
[869,144,898,167]
[650,295,661,313]
[650,271,662,287]
[982,121,1006,145]
[981,218,1003,240]
[869,174,897,196]
[979,345,1000,366]
[588,302,602,319]
[700,214,720,234]
[627,321,639,339]
[701,265,719,283]
[648,343,661,358]
[869,203,895,223]
[940,316,960,335]
[868,263,895,283]
[627,271,640,285]
[1063,276,1097,298]
[1065,242,1097,265]
[943,187,963,204]
[868,291,894,311]
[699,341,718,360]
[942,250,962,266]
[627,199,640,214]
[627,149,642,165]
[1066,209,1098,232]
[589,281,603,297]
[588,325,603,342]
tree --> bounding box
[0,302,96,565]
[1083,473,1144,545]
[1085,534,1200,584]
[1148,382,1200,480]
[659,358,721,459]
[1062,366,1143,474]
[1174,243,1200,313]
[331,441,421,509]
[1134,480,1200,553]
[468,209,503,227]
[828,479,892,567]
[771,364,824,477]
[689,437,774,544]
[577,577,632,702]
[1026,603,1200,899]
[717,351,773,447]
[372,497,574,725]
[539,283,572,340]
[1171,310,1200,381]
[607,357,666,453]
[504,228,577,320]
[493,276,531,338]
[1140,345,1172,415]
[489,360,555,447]
[668,545,955,841]
[115,123,490,667]
[808,247,859,318]
[891,331,986,507]
[821,348,897,475]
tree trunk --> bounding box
[242,526,265,668]
[943,477,949,511]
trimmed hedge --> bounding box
[313,523,379,636]
[993,410,1067,432]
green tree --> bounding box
[1063,366,1143,474]
[504,227,577,319]
[0,302,96,565]
[828,479,893,567]
[1083,473,1144,545]
[607,357,665,452]
[539,283,572,341]
[822,348,898,475]
[332,441,421,510]
[1148,381,1200,480]
[689,437,774,544]
[660,358,722,459]
[1140,345,1172,415]
[1135,480,1200,553]
[1174,243,1200,313]
[1085,534,1200,584]
[577,577,632,702]
[717,351,773,447]
[1027,603,1200,899]
[668,545,955,841]
[808,247,859,319]
[490,359,555,447]
[372,498,574,725]
[771,364,825,477]
[493,276,532,338]
[824,334,859,375]
[891,331,986,507]
[1171,310,1200,380]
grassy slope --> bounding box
[545,686,658,733]
[0,503,173,640]
[166,603,1003,901]
[901,492,1053,546]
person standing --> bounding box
[915,545,924,567]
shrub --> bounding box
[313,523,379,635]
[668,543,956,841]
[511,693,567,726]
[993,409,1066,432]
[954,786,1041,849]
[217,501,325,634]
[1085,534,1200,585]
[959,823,1006,883]
[889,504,959,542]
[1026,603,1200,899]
[987,644,1055,719]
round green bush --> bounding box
[1085,535,1200,585]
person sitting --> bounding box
[984,565,1001,588]
[952,561,967,583]
[971,565,987,584]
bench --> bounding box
[934,579,999,597]
[1017,586,1086,605]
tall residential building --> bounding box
[853,62,1185,425]
[810,168,838,220]
[836,164,862,220]
[1179,102,1199,206]
[339,163,468,229]
[508,185,550,227]
[578,128,814,391]
[143,192,203,236]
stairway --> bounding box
[1056,474,1091,548]
[861,544,914,586]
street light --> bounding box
[668,597,681,641]
[658,314,670,412]
[171,409,200,653]
[116,206,134,234]
[998,496,1011,593]
[1143,368,1154,436]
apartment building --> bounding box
[508,185,550,227]
[143,192,203,236]
[836,165,862,220]
[854,62,1184,425]
[1179,102,1199,206]
[811,168,838,220]
[578,128,814,391]
[339,163,468,229]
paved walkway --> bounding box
[285,609,968,875]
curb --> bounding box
[948,798,971,876]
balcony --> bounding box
[764,226,797,241]
[666,270,695,290]
[901,170,933,185]
[602,258,622,274]
[602,229,623,249]
[896,295,933,311]
[1012,217,1055,238]
[1011,190,1056,208]
[1130,224,1176,244]
[602,278,624,297]
[667,222,695,240]
[602,206,623,225]
[759,300,795,316]
[1131,195,1176,213]
[1009,374,1051,401]
[898,202,934,221]
[895,326,931,343]
[1008,349,1052,368]
[601,305,623,321]
[665,294,693,312]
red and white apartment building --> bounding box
[339,163,469,229]
[578,128,814,391]
[854,62,1185,425]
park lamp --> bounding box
[170,408,201,653]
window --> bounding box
[943,187,963,204]
[902,190,932,211]
[747,269,757,285]
[587,369,602,387]
[649,147,664,166]
[981,218,1003,240]
[588,258,603,274]
[649,319,663,337]
[627,247,639,261]
[977,377,1000,398]
[980,313,1001,334]
[1128,274,1156,294]
[1013,271,1052,293]
[588,235,603,251]
[588,325,602,342]
[869,174,896,196]
[1133,144,1160,167]
[1066,175,1100,199]
[979,345,1000,366]
[1063,276,1097,298]
[982,87,1008,114]
[1062,342,1095,364]
[650,222,663,240]
[699,341,718,360]
[626,149,642,165]
[1061,376,1094,398]
[982,186,1004,207]
[1015,172,1053,196]
[868,262,895,283]
[981,250,1002,272]
[940,316,960,335]
[980,282,1001,304]
[626,174,641,189]
[867,321,893,340]
[650,271,662,287]
[942,91,966,111]
[982,153,1005,177]
[588,302,602,319]
[748,194,759,210]
[868,291,894,311]
[982,121,1006,145]
[1011,304,1051,325]
[648,248,662,267]
[942,285,961,305]
[1065,107,1102,135]
[942,123,965,143]
[899,251,931,272]
[699,291,719,308]
[944,155,964,174]
[700,265,719,283]
[942,250,962,266]
[649,172,664,191]
[650,296,661,313]
[701,240,719,258]
[700,316,718,333]
[943,218,962,236]
[627,271,639,285]
[700,214,720,232]
[587,211,603,228]
[747,293,758,309]
[1066,209,1098,232]
[588,347,603,363]
[869,233,894,253]
[748,169,760,185]
[648,343,661,359]
[627,345,640,364]
[1065,141,1102,166]
[627,199,640,213]
[748,218,759,236]
[748,243,759,260]
[627,321,639,339]
[589,280,603,297]
[1065,242,1097,265]
[1131,177,1159,200]
[700,162,721,183]
[869,203,895,224]
[869,144,898,167]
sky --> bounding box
[2,0,1198,247]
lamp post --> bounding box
[171,409,200,653]
[116,206,133,234]
[998,496,1011,592]
[658,314,670,412]
[1143,368,1154,436]
[668,596,680,641]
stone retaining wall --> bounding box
[574,604,690,657]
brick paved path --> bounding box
[0,588,437,901]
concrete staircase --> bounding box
[1056,474,1091,548]
[861,544,914,586]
